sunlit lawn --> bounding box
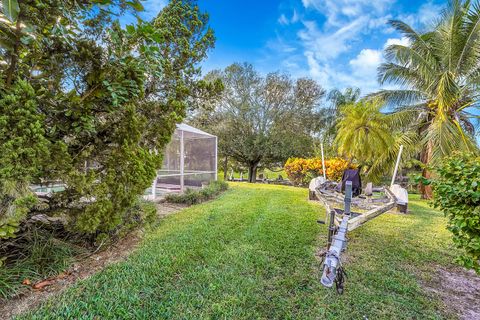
[19,183,456,319]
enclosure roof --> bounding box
[176,123,216,138]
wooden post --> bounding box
[180,130,185,192]
[151,175,157,200]
[321,143,327,180]
[214,136,218,181]
[390,145,404,187]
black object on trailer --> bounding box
[335,169,362,197]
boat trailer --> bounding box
[316,181,397,294]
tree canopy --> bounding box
[373,0,480,197]
[0,0,219,240]
[192,63,325,182]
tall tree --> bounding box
[0,0,218,239]
[374,0,480,198]
[192,63,325,182]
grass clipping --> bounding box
[165,181,229,205]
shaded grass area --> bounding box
[0,229,83,300]
[19,184,456,319]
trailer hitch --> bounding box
[320,181,352,293]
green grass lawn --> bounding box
[19,183,456,319]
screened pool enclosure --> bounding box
[145,123,218,199]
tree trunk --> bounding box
[419,140,433,199]
[248,163,258,183]
[223,156,228,181]
[6,19,22,87]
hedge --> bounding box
[165,181,229,205]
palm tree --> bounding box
[328,87,361,109]
[374,0,480,198]
[335,99,395,166]
[318,88,361,155]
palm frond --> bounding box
[455,1,480,74]
[384,44,438,76]
[367,89,426,107]
[378,62,431,91]
[423,116,479,164]
[388,20,434,52]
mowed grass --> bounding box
[19,184,456,319]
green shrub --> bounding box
[0,0,219,241]
[165,181,229,205]
[0,81,49,239]
[284,157,356,186]
[94,198,158,245]
[432,152,480,273]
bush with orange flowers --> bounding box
[284,157,356,186]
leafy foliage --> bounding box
[335,99,396,164]
[333,98,420,182]
[432,152,480,273]
[165,181,229,205]
[192,63,325,182]
[0,80,49,238]
[373,0,480,197]
[320,87,361,152]
[284,157,355,186]
[0,0,218,239]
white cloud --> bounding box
[417,2,442,26]
[292,9,300,23]
[397,1,443,31]
[278,9,300,25]
[142,0,168,19]
[278,14,289,25]
[305,51,325,80]
[384,37,410,48]
[301,0,394,27]
[350,49,382,74]
[303,36,406,93]
[266,36,298,53]
[298,17,367,61]
[268,0,444,94]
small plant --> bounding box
[0,227,83,300]
[165,181,229,205]
[431,152,480,273]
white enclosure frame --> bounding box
[147,123,218,200]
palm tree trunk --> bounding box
[419,140,433,199]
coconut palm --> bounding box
[374,0,480,198]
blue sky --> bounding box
[137,0,445,94]
[200,0,447,95]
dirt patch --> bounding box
[423,265,480,320]
[156,202,188,218]
[0,202,185,319]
